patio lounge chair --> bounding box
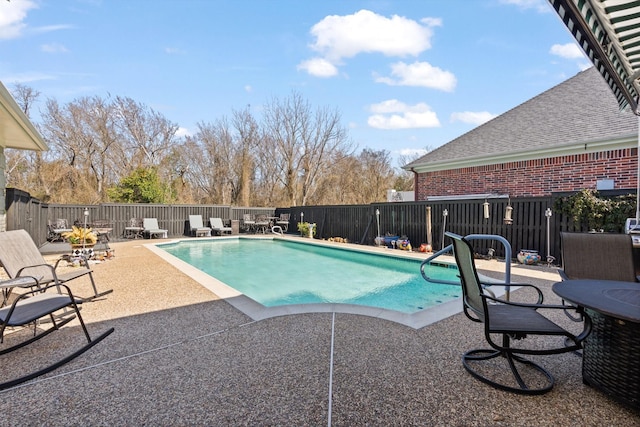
[446,232,592,395]
[189,215,211,237]
[0,277,114,390]
[209,218,232,235]
[143,218,168,239]
[559,232,639,282]
[0,229,113,302]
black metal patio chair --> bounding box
[446,232,592,395]
[0,277,113,390]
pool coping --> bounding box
[145,235,502,329]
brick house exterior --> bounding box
[404,68,638,200]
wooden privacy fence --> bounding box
[6,188,277,246]
[7,187,624,265]
[288,196,558,261]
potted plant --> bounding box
[297,222,316,238]
[62,226,98,248]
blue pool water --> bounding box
[159,239,461,313]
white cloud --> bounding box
[450,111,497,126]
[368,99,440,129]
[0,0,37,39]
[41,42,69,54]
[499,0,549,13]
[32,24,74,35]
[375,61,456,91]
[297,57,338,77]
[298,9,439,77]
[420,17,442,27]
[164,47,186,55]
[550,43,584,59]
[398,147,429,157]
[244,85,252,93]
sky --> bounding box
[0,0,590,165]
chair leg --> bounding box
[0,326,113,390]
[0,297,114,390]
[462,348,555,395]
[73,263,113,302]
[0,315,76,356]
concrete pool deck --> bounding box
[0,237,637,425]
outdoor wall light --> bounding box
[483,200,490,219]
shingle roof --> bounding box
[405,67,637,169]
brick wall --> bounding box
[415,148,637,199]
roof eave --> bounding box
[406,136,636,173]
[0,81,48,152]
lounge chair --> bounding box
[189,215,211,237]
[0,229,113,302]
[0,276,114,390]
[143,218,168,239]
[209,218,232,235]
[47,219,72,242]
[559,232,639,282]
[446,232,591,394]
[276,213,290,232]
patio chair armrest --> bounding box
[0,276,40,290]
[16,282,73,299]
[482,282,544,304]
[16,263,56,277]
[482,293,581,312]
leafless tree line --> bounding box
[7,84,415,206]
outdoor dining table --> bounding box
[552,279,640,410]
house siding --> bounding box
[415,148,637,199]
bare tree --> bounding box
[182,119,236,204]
[5,84,43,197]
[39,97,120,202]
[6,86,415,207]
[113,96,180,170]
[231,107,260,206]
[395,147,432,191]
[262,91,352,206]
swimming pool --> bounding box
[157,238,461,314]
